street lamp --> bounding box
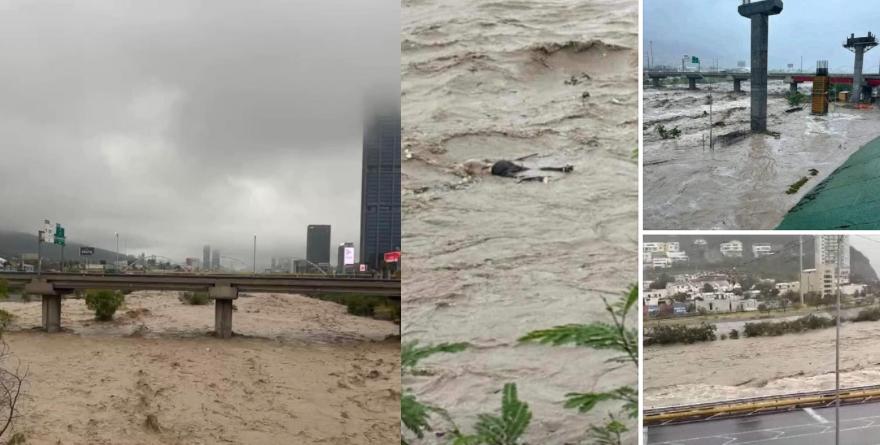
[115,232,119,273]
[253,234,257,275]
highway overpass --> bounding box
[645,386,880,444]
[0,272,400,338]
[644,71,880,92]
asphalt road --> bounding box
[646,403,880,444]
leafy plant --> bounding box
[786,91,807,107]
[0,280,7,299]
[451,383,532,445]
[85,290,124,321]
[587,414,628,445]
[402,341,470,372]
[520,286,638,440]
[401,341,470,444]
[402,393,432,441]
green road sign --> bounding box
[691,56,700,64]
[54,224,65,246]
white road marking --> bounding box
[804,407,829,424]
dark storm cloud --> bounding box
[645,0,880,73]
[0,0,399,265]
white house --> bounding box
[752,243,773,257]
[720,240,743,257]
[667,251,689,263]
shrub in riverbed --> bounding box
[85,290,125,321]
[744,314,835,337]
[729,329,739,339]
[853,307,880,322]
[645,322,716,346]
[179,291,210,305]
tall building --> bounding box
[360,106,401,270]
[202,245,211,271]
[815,235,850,293]
[337,242,355,273]
[306,225,331,264]
[211,249,220,271]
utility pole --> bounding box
[835,235,842,445]
[708,79,714,150]
[253,234,257,275]
[799,235,804,305]
[37,230,42,277]
[115,232,119,273]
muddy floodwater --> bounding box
[402,0,637,443]
[0,292,400,444]
[644,317,880,409]
[643,79,880,230]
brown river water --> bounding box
[402,0,638,443]
[643,79,880,230]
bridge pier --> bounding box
[687,76,698,90]
[790,81,798,94]
[739,0,783,132]
[209,284,238,339]
[652,77,662,88]
[25,279,62,332]
[733,78,742,93]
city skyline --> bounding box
[0,0,399,266]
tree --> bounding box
[701,283,715,293]
[671,292,689,303]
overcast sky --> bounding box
[645,0,880,73]
[0,0,399,266]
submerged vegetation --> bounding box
[743,314,836,337]
[402,286,638,444]
[644,322,717,346]
[656,124,682,140]
[85,290,125,321]
[520,286,638,443]
[785,176,810,195]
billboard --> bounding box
[344,246,355,265]
[80,247,95,256]
[384,251,401,263]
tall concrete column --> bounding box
[790,82,798,94]
[25,279,62,332]
[652,77,661,88]
[734,78,742,93]
[844,33,877,104]
[215,299,233,339]
[42,295,61,333]
[852,46,865,103]
[209,284,238,339]
[739,0,783,132]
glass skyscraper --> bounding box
[360,108,401,270]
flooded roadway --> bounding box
[643,79,880,230]
[402,0,638,442]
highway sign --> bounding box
[54,224,65,246]
[80,247,95,256]
[691,56,700,64]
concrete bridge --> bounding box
[0,272,400,338]
[645,71,880,93]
